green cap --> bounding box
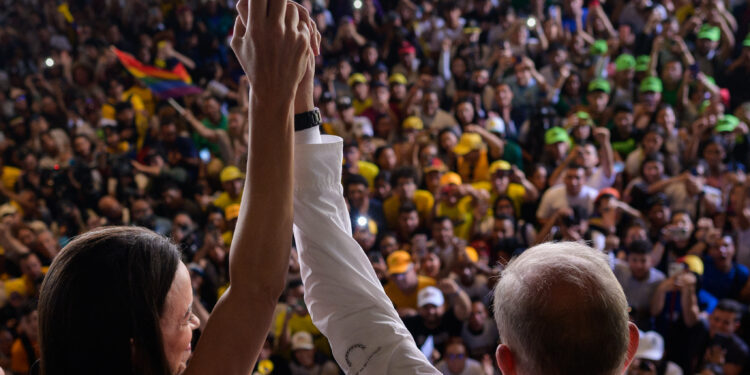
[635,55,650,72]
[615,54,636,72]
[588,78,611,94]
[591,39,608,55]
[743,32,750,47]
[639,76,663,93]
[715,114,740,133]
[545,126,571,145]
[697,25,720,42]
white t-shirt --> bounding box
[536,184,599,220]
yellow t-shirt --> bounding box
[475,181,526,217]
[272,307,330,356]
[4,266,49,299]
[383,275,436,310]
[1,166,21,192]
[353,98,373,115]
[357,161,379,190]
[457,149,490,183]
[436,196,474,240]
[213,191,243,210]
[383,190,435,229]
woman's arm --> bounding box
[185,2,312,374]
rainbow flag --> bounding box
[112,47,202,99]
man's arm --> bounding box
[184,1,310,374]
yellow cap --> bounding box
[220,166,244,183]
[389,73,407,85]
[489,160,512,176]
[680,255,704,276]
[453,133,484,156]
[465,246,478,263]
[347,73,367,87]
[387,250,413,274]
[402,116,424,130]
[439,172,462,187]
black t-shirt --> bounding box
[690,319,749,374]
[402,309,463,354]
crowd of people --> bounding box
[1,0,750,373]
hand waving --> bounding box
[232,0,312,96]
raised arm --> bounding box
[185,1,312,374]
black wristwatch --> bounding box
[294,108,322,132]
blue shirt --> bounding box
[702,256,749,301]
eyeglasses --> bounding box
[447,353,465,360]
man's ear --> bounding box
[623,322,640,371]
[496,344,517,375]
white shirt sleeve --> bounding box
[293,135,441,375]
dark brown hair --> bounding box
[39,227,180,375]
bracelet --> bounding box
[294,108,322,132]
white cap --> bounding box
[417,286,445,308]
[636,330,664,361]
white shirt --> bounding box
[536,184,598,220]
[293,135,440,374]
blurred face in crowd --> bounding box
[440,131,458,153]
[548,140,569,161]
[204,98,222,121]
[395,177,417,199]
[171,213,194,243]
[377,148,397,171]
[131,199,153,223]
[294,348,315,368]
[656,106,676,130]
[456,102,474,125]
[353,225,376,251]
[161,122,178,143]
[708,235,735,271]
[451,58,467,78]
[445,342,468,374]
[494,84,513,108]
[627,252,651,281]
[709,308,740,336]
[374,177,391,202]
[640,91,661,111]
[374,86,389,105]
[423,92,440,116]
[564,167,585,196]
[494,198,514,218]
[362,46,378,66]
[648,203,670,229]
[576,144,599,169]
[432,219,454,246]
[398,210,420,236]
[491,170,511,194]
[624,226,647,248]
[419,144,438,167]
[228,112,244,135]
[379,235,399,258]
[671,212,694,234]
[587,91,609,113]
[514,63,531,87]
[21,253,43,280]
[642,131,663,154]
[390,263,418,292]
[424,170,442,193]
[346,182,368,209]
[420,252,441,278]
[563,73,581,96]
[703,142,725,168]
[697,38,718,56]
[529,165,547,192]
[662,61,682,85]
[468,301,488,331]
[375,116,394,139]
[493,218,515,243]
[353,83,369,101]
[223,178,244,199]
[641,160,664,183]
[391,83,407,101]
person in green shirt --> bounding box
[194,96,228,155]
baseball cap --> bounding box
[465,246,478,263]
[336,96,353,109]
[398,41,416,56]
[678,255,704,276]
[389,73,407,85]
[453,133,483,156]
[424,158,448,174]
[417,286,445,308]
[220,166,244,183]
[347,73,367,87]
[615,54,636,72]
[639,76,663,93]
[488,160,511,175]
[387,250,413,274]
[635,55,650,72]
[588,78,611,94]
[402,116,424,131]
[595,187,621,202]
[715,114,739,133]
[0,204,17,218]
[590,39,608,55]
[225,204,240,220]
[439,172,462,187]
[545,126,571,145]
[291,331,315,351]
[697,25,720,42]
[636,331,665,361]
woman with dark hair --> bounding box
[37,2,317,374]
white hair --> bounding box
[493,242,630,375]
